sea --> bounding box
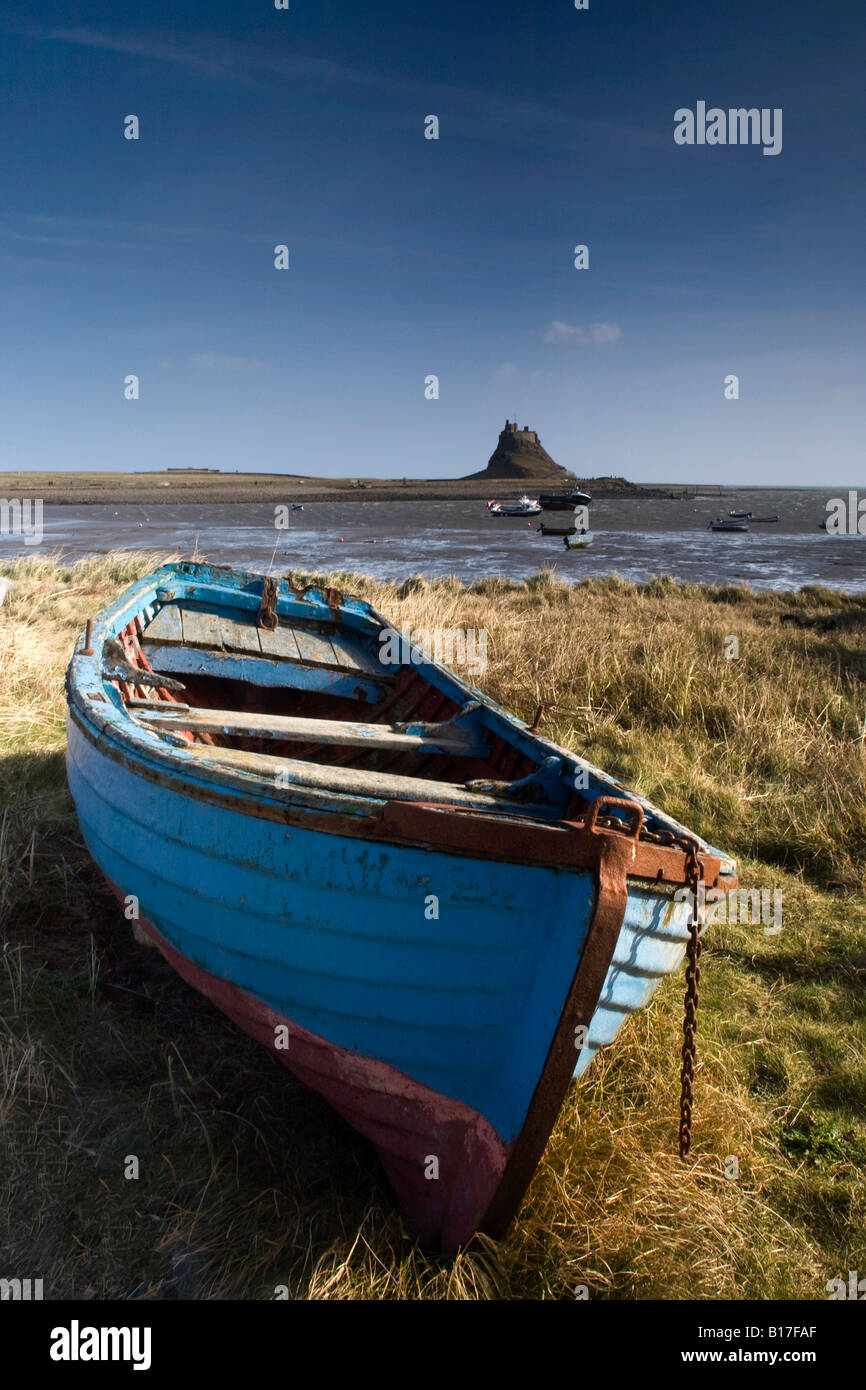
[2,488,864,592]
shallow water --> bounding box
[2,489,864,592]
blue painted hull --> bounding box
[64,562,736,1248]
[67,713,595,1145]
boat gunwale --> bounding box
[67,703,733,885]
[66,561,736,868]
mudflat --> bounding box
[0,469,692,506]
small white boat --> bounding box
[488,495,542,517]
[563,532,594,549]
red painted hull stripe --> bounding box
[113,888,510,1252]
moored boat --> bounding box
[487,495,542,516]
[709,519,749,532]
[65,561,737,1252]
[729,510,752,519]
[563,532,594,548]
[539,489,592,511]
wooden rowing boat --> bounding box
[65,562,737,1251]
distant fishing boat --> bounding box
[563,533,594,549]
[65,561,737,1253]
[539,489,592,511]
[750,514,779,523]
[709,519,749,532]
[538,522,580,536]
[729,510,752,519]
[487,495,542,516]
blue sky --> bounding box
[1,0,863,484]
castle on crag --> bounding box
[503,420,540,446]
[464,419,576,482]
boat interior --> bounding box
[108,596,542,792]
[86,578,728,844]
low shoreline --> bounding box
[0,470,720,506]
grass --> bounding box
[1,551,864,1299]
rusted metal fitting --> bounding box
[258,577,279,630]
[586,796,644,841]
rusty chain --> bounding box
[678,836,704,1159]
[576,806,710,1156]
[258,576,279,631]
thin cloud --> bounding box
[542,320,622,346]
[41,28,255,83]
[32,29,668,154]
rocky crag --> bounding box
[465,420,576,482]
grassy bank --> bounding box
[1,552,864,1299]
[0,468,686,505]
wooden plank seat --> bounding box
[137,644,392,702]
[143,601,387,679]
[129,702,489,758]
[178,742,549,811]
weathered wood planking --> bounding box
[145,602,382,676]
[135,705,489,756]
[293,628,339,667]
[329,632,379,674]
[138,646,393,700]
[217,612,262,654]
[257,624,301,662]
[182,608,225,650]
[181,742,517,807]
[146,603,184,644]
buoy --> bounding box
[339,537,344,543]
